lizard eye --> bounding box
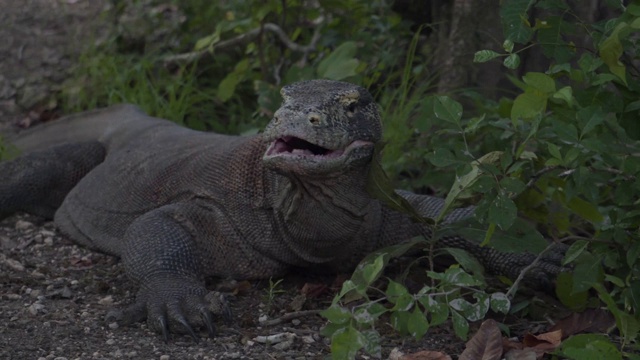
[346,102,357,114]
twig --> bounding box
[259,309,322,326]
[162,20,324,65]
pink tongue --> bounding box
[292,148,314,156]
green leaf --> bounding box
[217,72,241,102]
[321,305,352,325]
[330,326,366,360]
[317,41,360,80]
[490,292,511,314]
[360,254,385,286]
[511,91,547,121]
[503,39,515,52]
[548,143,562,160]
[599,22,628,85]
[407,307,429,339]
[537,16,574,63]
[429,267,483,287]
[522,72,556,93]
[418,296,449,326]
[360,329,382,358]
[433,96,463,125]
[474,50,502,63]
[552,86,574,107]
[503,53,521,69]
[555,272,588,311]
[556,334,622,360]
[567,197,604,223]
[451,309,470,340]
[500,0,535,43]
[441,248,485,277]
[488,191,518,230]
[562,240,588,265]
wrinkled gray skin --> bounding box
[0,80,562,341]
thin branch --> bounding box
[162,19,324,65]
[259,309,322,326]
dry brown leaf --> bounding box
[521,330,562,358]
[300,282,329,298]
[504,348,538,360]
[522,330,562,347]
[549,308,616,338]
[459,319,503,360]
[400,350,452,360]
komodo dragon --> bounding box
[0,79,562,340]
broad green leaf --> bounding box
[321,305,352,325]
[317,41,360,80]
[360,329,382,358]
[194,33,220,51]
[490,292,511,314]
[217,72,241,102]
[428,148,459,167]
[548,143,562,160]
[500,0,535,43]
[390,310,412,334]
[503,53,521,69]
[330,326,366,360]
[563,240,588,265]
[556,334,622,360]
[439,151,502,222]
[599,22,628,85]
[556,272,588,311]
[552,86,574,107]
[418,296,449,326]
[451,309,470,340]
[511,91,547,121]
[523,72,556,93]
[407,307,429,339]
[474,50,502,63]
[429,267,483,287]
[567,197,604,223]
[360,254,385,286]
[487,192,518,230]
[503,39,515,52]
[433,96,463,125]
[537,16,574,63]
[441,248,485,277]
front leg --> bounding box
[115,203,232,341]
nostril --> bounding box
[308,115,321,125]
[273,116,280,124]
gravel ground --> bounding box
[0,1,467,359]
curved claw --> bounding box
[200,309,216,338]
[177,317,199,343]
[158,316,169,343]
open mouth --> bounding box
[265,136,344,158]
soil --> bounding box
[0,2,544,359]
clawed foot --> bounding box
[105,279,232,342]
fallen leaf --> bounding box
[300,282,328,298]
[522,330,562,357]
[459,319,503,360]
[400,350,453,360]
[549,308,616,338]
[504,348,537,360]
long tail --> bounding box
[3,104,148,154]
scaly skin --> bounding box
[0,80,563,341]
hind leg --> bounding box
[0,141,106,219]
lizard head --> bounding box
[262,80,382,177]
